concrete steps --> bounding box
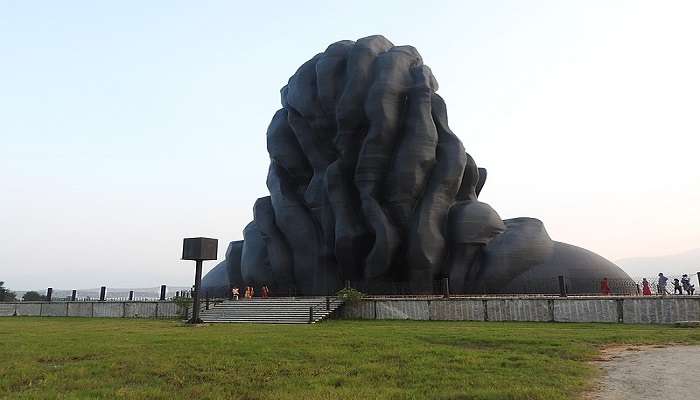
[199,297,343,324]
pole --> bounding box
[442,277,450,299]
[71,290,76,301]
[160,285,166,301]
[189,259,203,324]
[99,286,106,301]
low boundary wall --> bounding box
[341,297,700,324]
[0,301,183,319]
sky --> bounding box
[1,1,699,290]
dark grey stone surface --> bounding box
[240,221,273,286]
[200,260,229,297]
[201,240,243,297]
[201,35,633,296]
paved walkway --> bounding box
[589,345,700,400]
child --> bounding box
[642,278,652,296]
[673,279,683,295]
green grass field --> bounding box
[1,318,699,399]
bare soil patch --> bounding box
[587,344,700,400]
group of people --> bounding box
[230,285,270,300]
[640,273,695,296]
[599,274,697,296]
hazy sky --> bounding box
[1,1,699,289]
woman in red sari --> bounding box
[642,278,652,296]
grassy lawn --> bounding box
[1,318,699,399]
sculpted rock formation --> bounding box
[201,35,633,296]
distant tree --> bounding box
[0,281,17,302]
[22,291,47,302]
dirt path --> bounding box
[588,345,700,400]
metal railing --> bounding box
[308,296,343,323]
[21,273,695,305]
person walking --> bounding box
[600,277,611,296]
[642,278,652,296]
[673,279,683,295]
[657,273,669,295]
[231,287,240,300]
[681,274,695,295]
[261,285,270,298]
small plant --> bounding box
[173,296,193,318]
[336,287,365,303]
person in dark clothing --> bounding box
[673,279,683,295]
[657,273,668,295]
[681,274,695,295]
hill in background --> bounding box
[617,248,700,281]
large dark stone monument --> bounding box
[202,35,633,296]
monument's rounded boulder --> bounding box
[500,241,634,294]
[448,201,506,244]
[474,218,633,294]
[481,218,554,278]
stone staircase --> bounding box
[198,297,344,324]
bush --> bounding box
[173,296,193,318]
[22,291,47,302]
[336,287,365,303]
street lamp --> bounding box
[182,237,218,324]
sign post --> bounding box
[182,237,218,324]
